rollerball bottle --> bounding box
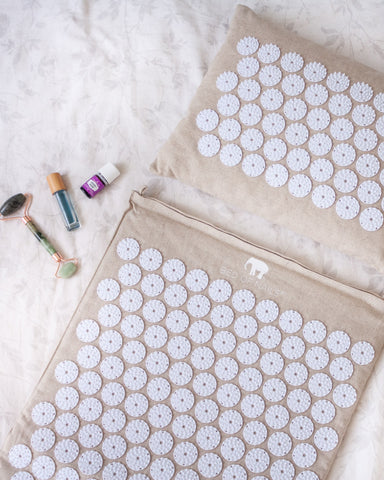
[47,173,80,231]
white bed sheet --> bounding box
[1,1,384,478]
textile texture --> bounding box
[2,2,384,480]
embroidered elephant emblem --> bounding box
[244,257,269,279]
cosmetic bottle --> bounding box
[80,163,120,198]
[47,173,80,231]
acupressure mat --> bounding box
[1,192,384,480]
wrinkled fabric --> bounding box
[1,1,384,480]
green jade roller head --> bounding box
[0,193,78,278]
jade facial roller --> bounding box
[0,193,78,278]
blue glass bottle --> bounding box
[47,173,80,231]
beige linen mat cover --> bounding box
[1,191,384,480]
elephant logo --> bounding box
[244,257,269,279]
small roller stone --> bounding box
[57,261,78,279]
[0,193,26,216]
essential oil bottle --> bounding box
[80,163,120,198]
[47,173,80,231]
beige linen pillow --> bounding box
[151,5,384,271]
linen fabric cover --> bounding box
[1,192,383,480]
[152,5,384,271]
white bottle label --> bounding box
[88,179,99,191]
